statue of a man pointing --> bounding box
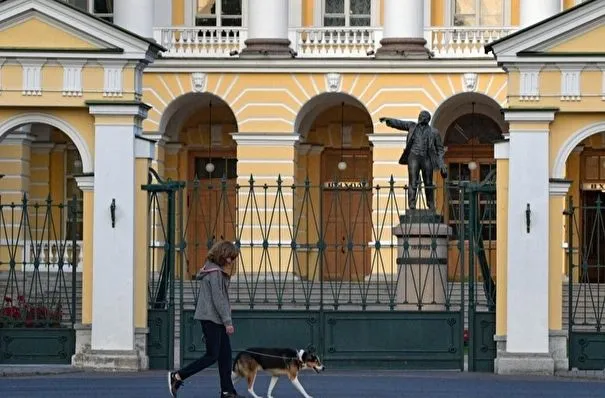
[380,110,448,210]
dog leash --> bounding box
[240,350,301,368]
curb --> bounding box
[0,366,83,377]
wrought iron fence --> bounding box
[145,170,498,369]
[567,195,605,370]
[0,195,79,329]
[0,194,79,364]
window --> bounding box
[323,0,371,27]
[65,0,114,22]
[453,0,504,27]
[195,0,242,27]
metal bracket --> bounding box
[525,203,531,233]
[110,198,116,228]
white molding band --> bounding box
[75,175,94,191]
[549,179,572,196]
[367,133,407,147]
[231,133,300,146]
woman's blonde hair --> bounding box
[207,240,239,267]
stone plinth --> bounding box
[392,209,452,311]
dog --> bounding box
[231,347,324,398]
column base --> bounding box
[240,39,294,59]
[494,330,568,375]
[375,38,431,59]
[71,325,149,371]
[494,352,554,376]
[549,330,569,372]
[72,350,147,371]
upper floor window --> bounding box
[195,0,243,27]
[453,0,504,27]
[324,0,371,27]
[65,0,114,22]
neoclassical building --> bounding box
[0,0,603,376]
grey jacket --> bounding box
[193,261,232,327]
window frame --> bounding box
[314,0,379,27]
[446,0,512,27]
[186,0,246,27]
[65,0,114,22]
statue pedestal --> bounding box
[392,210,452,311]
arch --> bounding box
[0,113,93,173]
[431,92,507,139]
[294,92,373,139]
[159,92,239,141]
[552,121,605,179]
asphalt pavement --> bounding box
[1,369,605,397]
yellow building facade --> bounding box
[0,0,603,375]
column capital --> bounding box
[1,132,36,145]
[87,101,151,120]
[494,139,510,160]
[231,133,299,146]
[135,136,156,160]
[549,178,572,197]
[502,108,558,124]
[30,142,56,153]
[75,174,94,192]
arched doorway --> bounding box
[554,126,605,283]
[160,93,239,278]
[432,93,506,280]
[0,120,90,363]
[294,93,373,281]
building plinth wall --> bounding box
[494,330,568,375]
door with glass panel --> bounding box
[452,0,506,26]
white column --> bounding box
[87,103,149,368]
[241,0,292,58]
[376,0,428,59]
[497,109,556,375]
[248,0,288,39]
[520,0,560,27]
[114,0,154,38]
[383,0,423,39]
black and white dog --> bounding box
[231,347,324,398]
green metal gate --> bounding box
[144,169,496,371]
[0,194,80,364]
[566,194,605,370]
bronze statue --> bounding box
[379,111,448,210]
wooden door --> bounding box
[321,151,372,281]
[187,153,237,278]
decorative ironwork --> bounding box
[145,169,497,371]
[567,194,605,370]
[0,194,79,364]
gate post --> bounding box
[142,169,185,369]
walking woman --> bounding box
[168,240,243,398]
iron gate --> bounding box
[566,195,605,370]
[144,169,496,371]
[0,194,80,364]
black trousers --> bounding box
[408,153,435,210]
[177,320,236,394]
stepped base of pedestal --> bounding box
[240,39,293,58]
[375,38,431,59]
